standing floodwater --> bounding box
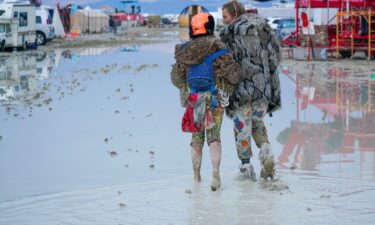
[0,28,374,225]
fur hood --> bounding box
[220,13,282,117]
[174,36,225,65]
[171,36,241,107]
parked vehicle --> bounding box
[275,17,296,42]
[266,17,280,31]
[35,7,54,45]
[0,1,37,50]
[0,20,13,51]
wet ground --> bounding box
[0,28,374,224]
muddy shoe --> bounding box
[259,143,276,181]
[211,171,221,191]
[239,163,257,182]
[260,158,275,181]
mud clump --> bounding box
[260,180,289,192]
[108,150,118,157]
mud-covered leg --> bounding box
[251,101,276,181]
[191,146,202,182]
[233,103,257,181]
[209,141,221,191]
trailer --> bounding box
[283,0,375,60]
[0,1,36,50]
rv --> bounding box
[0,0,36,50]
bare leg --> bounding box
[209,141,222,191]
[191,146,202,182]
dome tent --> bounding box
[178,5,209,28]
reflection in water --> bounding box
[0,55,37,102]
[62,45,141,59]
[0,45,136,105]
[0,51,60,103]
[121,44,140,52]
[278,64,375,179]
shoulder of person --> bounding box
[211,37,226,49]
[239,14,268,28]
[174,41,191,55]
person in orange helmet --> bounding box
[171,12,240,191]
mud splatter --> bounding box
[108,151,118,157]
[134,64,159,73]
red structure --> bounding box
[283,0,375,59]
[110,0,144,26]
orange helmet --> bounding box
[190,13,213,36]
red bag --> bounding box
[181,105,204,133]
[301,12,308,27]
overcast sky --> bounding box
[40,0,278,14]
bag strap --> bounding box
[204,49,229,64]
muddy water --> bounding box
[277,60,375,181]
[0,31,374,205]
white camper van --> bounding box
[0,0,36,50]
[36,6,54,45]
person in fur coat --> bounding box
[220,1,282,181]
[171,12,240,191]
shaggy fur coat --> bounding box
[220,13,282,118]
[171,35,241,107]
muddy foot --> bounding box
[211,171,221,191]
[260,159,275,181]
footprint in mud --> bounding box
[320,194,331,199]
[260,180,289,192]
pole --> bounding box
[351,12,354,58]
[327,0,330,25]
[336,11,339,59]
[296,0,299,46]
[369,9,372,60]
[307,0,311,62]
